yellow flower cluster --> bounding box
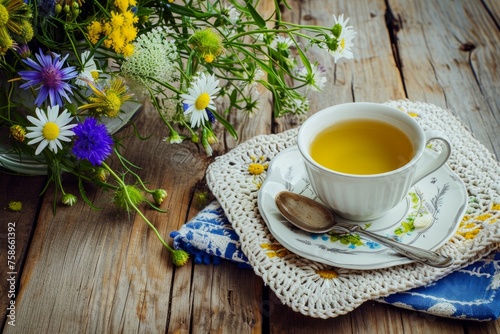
[86,0,138,56]
[0,0,33,54]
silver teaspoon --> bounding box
[275,191,454,268]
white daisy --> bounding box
[75,51,101,87]
[328,14,356,62]
[25,105,77,155]
[180,73,220,128]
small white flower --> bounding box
[180,73,220,128]
[226,5,241,25]
[295,63,327,92]
[75,51,101,86]
[163,131,184,144]
[328,14,356,62]
[25,105,77,155]
[270,35,294,51]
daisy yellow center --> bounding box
[339,38,345,51]
[90,70,100,81]
[43,122,60,140]
[195,93,210,110]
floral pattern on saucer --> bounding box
[258,146,468,269]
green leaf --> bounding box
[166,3,213,19]
[246,3,266,28]
[229,88,238,106]
[211,109,238,140]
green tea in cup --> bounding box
[310,119,414,175]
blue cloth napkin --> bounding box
[170,201,500,320]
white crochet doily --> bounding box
[206,100,500,318]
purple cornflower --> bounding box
[72,118,113,166]
[19,49,78,107]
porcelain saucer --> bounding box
[257,146,468,269]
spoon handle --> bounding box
[347,225,454,268]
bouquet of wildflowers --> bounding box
[0,0,355,265]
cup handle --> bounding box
[412,130,452,185]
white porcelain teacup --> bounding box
[297,102,451,221]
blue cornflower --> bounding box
[72,118,113,166]
[19,49,78,107]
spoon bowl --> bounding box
[275,191,454,268]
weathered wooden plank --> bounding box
[0,174,45,331]
[4,108,205,333]
[389,0,500,158]
[170,1,276,333]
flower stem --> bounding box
[101,162,172,251]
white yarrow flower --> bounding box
[180,73,221,128]
[25,105,77,155]
[121,27,179,89]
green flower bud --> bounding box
[55,4,62,14]
[325,37,339,52]
[189,28,224,61]
[10,125,26,142]
[62,194,77,206]
[191,133,199,143]
[93,167,110,182]
[171,249,189,267]
[332,23,342,38]
[152,189,167,206]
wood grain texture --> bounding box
[0,174,45,329]
[389,0,500,158]
[1,0,499,332]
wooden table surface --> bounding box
[1,0,499,333]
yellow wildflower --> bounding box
[122,10,138,25]
[121,24,137,42]
[122,43,134,57]
[110,11,125,28]
[79,77,132,118]
[114,0,129,12]
[87,21,102,44]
